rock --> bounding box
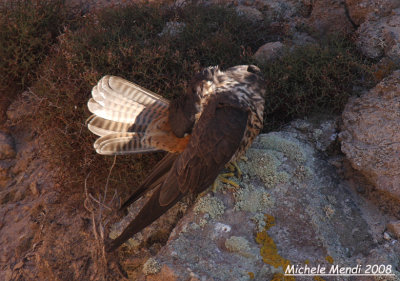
[307,0,354,35]
[145,265,178,281]
[260,0,306,21]
[383,232,392,241]
[356,8,400,62]
[282,117,339,152]
[253,41,284,64]
[132,119,399,280]
[340,70,400,201]
[387,221,400,239]
[346,0,400,26]
[0,132,16,160]
[291,32,317,46]
[235,6,263,22]
[158,21,186,37]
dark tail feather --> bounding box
[119,153,178,212]
[106,186,183,252]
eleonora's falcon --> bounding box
[86,65,266,252]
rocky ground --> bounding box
[1,0,400,280]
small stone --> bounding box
[29,182,39,196]
[0,132,16,160]
[235,6,263,22]
[253,41,284,64]
[387,221,400,239]
[383,232,391,241]
[158,21,186,37]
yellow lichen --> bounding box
[325,255,334,264]
[255,214,295,281]
[248,272,255,279]
[270,273,294,281]
[313,276,326,281]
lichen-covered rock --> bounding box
[0,132,16,160]
[356,8,400,62]
[259,0,306,21]
[340,70,400,200]
[235,6,263,22]
[307,0,354,34]
[253,41,284,64]
[346,0,400,26]
[158,21,186,37]
[131,119,399,280]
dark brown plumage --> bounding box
[86,65,266,252]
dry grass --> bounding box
[0,0,74,119]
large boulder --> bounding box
[356,8,400,63]
[346,0,400,26]
[340,70,400,201]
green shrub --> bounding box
[261,36,373,130]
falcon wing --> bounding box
[106,97,248,251]
[159,99,248,205]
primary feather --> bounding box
[87,75,170,155]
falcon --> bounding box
[86,65,266,252]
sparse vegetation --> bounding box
[29,2,276,196]
[0,0,73,116]
[2,1,373,197]
[260,36,373,130]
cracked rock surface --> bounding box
[113,118,399,280]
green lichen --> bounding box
[293,165,313,181]
[243,149,289,188]
[194,194,225,219]
[258,133,306,164]
[225,236,253,258]
[142,257,161,275]
[234,184,274,213]
[252,213,267,232]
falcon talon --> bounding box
[219,177,240,189]
[232,161,242,179]
[86,65,266,251]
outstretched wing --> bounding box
[106,96,248,251]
